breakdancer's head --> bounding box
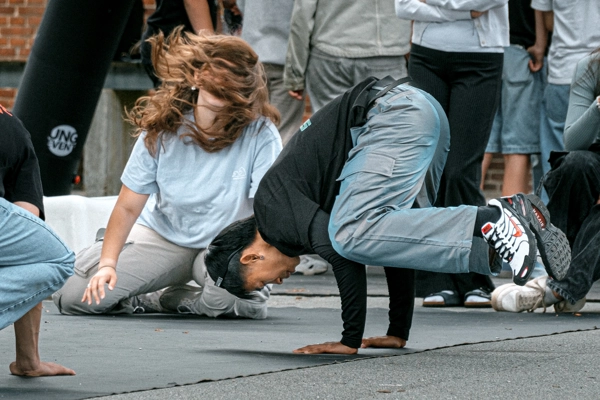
[205,216,300,298]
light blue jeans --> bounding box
[329,85,489,275]
[0,198,74,330]
[486,45,545,154]
[539,83,569,202]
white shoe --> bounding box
[482,198,537,286]
[294,254,330,275]
[491,276,552,312]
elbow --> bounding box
[394,1,416,19]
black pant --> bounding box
[409,44,503,297]
[544,150,600,303]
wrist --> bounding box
[98,264,116,271]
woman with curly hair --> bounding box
[52,28,282,319]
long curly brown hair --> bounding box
[127,27,280,155]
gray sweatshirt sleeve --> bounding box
[564,55,600,151]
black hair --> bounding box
[205,215,258,299]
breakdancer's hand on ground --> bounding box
[361,335,406,349]
[293,341,358,355]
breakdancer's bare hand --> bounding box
[293,341,357,355]
[361,335,406,349]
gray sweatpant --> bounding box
[52,224,268,318]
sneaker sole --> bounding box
[523,194,571,281]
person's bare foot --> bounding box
[361,335,406,349]
[10,360,75,377]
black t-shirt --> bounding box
[0,106,45,218]
[254,78,376,256]
[254,78,414,348]
[508,0,536,48]
[141,0,218,66]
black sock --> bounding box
[473,206,502,237]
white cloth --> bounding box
[43,195,117,253]
[121,115,282,248]
[396,0,509,51]
[531,0,600,85]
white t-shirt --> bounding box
[531,0,600,85]
[121,114,282,248]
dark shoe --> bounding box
[422,290,461,307]
[501,193,571,281]
[464,288,492,308]
[482,198,537,286]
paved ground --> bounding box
[2,268,599,400]
[99,330,600,400]
[102,271,600,399]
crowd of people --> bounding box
[2,0,599,378]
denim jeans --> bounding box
[0,198,74,330]
[328,85,489,275]
[543,151,600,303]
[539,83,570,202]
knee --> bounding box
[328,222,360,262]
[52,277,115,315]
[555,151,599,176]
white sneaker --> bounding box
[491,276,552,312]
[482,198,537,286]
[294,254,330,275]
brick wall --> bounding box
[0,0,45,107]
[0,0,507,196]
[0,0,156,108]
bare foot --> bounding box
[361,335,406,349]
[10,361,75,377]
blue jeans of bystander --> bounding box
[0,198,74,330]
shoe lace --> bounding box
[488,215,521,263]
[523,279,547,313]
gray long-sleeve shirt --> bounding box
[564,54,600,151]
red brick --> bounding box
[27,0,46,4]
[17,5,43,15]
[0,37,7,45]
[10,37,25,46]
[0,16,6,24]
[0,6,16,14]
[9,16,24,24]
[0,26,33,35]
[18,47,29,57]
[27,15,41,26]
[0,47,16,56]
[0,88,16,97]
[8,0,25,5]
